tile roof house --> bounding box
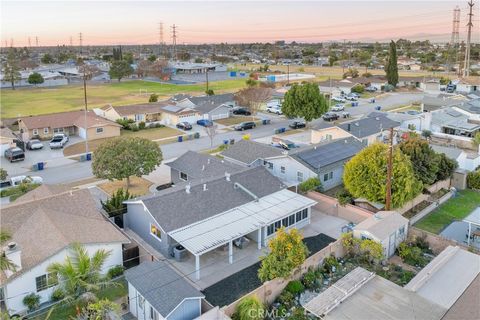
[98,101,172,123]
[124,166,316,279]
[0,189,129,315]
[125,261,204,320]
[17,110,121,141]
[0,126,17,156]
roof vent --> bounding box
[225,172,231,181]
[185,184,191,194]
[203,183,208,191]
[355,122,360,126]
[7,242,17,250]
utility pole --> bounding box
[79,32,83,55]
[159,22,164,57]
[463,0,475,77]
[35,36,39,47]
[82,66,89,154]
[206,70,209,92]
[385,127,394,211]
[171,24,178,61]
[342,39,346,74]
[28,37,31,48]
[9,38,13,48]
[287,64,290,85]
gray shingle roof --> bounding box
[430,144,463,160]
[455,98,480,115]
[167,151,243,181]
[338,113,400,138]
[140,166,285,232]
[220,140,285,165]
[125,261,203,317]
[292,137,364,170]
[189,93,235,114]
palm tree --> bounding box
[47,243,113,304]
[0,230,17,273]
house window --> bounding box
[96,127,104,134]
[135,114,144,121]
[325,134,333,141]
[289,214,295,225]
[280,166,286,174]
[33,129,38,136]
[53,128,64,133]
[399,226,405,236]
[267,224,275,236]
[150,306,158,320]
[282,217,289,227]
[43,128,49,134]
[179,172,188,181]
[296,211,302,222]
[150,224,162,241]
[35,272,57,292]
[297,171,304,182]
[323,172,333,182]
[274,221,281,231]
[302,208,308,220]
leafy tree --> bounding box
[0,168,7,181]
[148,54,157,62]
[467,170,480,189]
[398,137,439,185]
[177,51,191,61]
[108,60,133,82]
[385,40,399,87]
[341,233,361,257]
[205,124,218,147]
[245,78,257,87]
[149,93,159,102]
[205,89,215,96]
[41,53,55,64]
[47,243,113,303]
[2,51,21,90]
[123,52,134,64]
[234,296,265,320]
[298,177,322,194]
[101,188,134,217]
[194,57,204,63]
[112,47,122,61]
[435,153,458,181]
[351,84,365,94]
[27,72,44,86]
[474,132,480,146]
[0,230,17,272]
[92,137,162,190]
[343,143,422,208]
[73,299,120,320]
[136,60,152,78]
[439,76,450,85]
[342,68,359,79]
[149,59,170,80]
[281,83,328,125]
[258,227,308,282]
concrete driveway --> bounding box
[303,209,349,240]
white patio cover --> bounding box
[168,189,316,255]
[463,207,480,226]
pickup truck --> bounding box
[0,175,44,190]
[49,134,69,149]
[266,105,283,115]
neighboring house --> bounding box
[453,77,479,94]
[125,261,204,320]
[17,110,121,141]
[337,112,400,145]
[285,125,353,145]
[177,93,235,120]
[0,189,129,315]
[13,184,71,203]
[166,151,243,184]
[0,127,17,156]
[124,166,316,279]
[431,144,480,171]
[98,102,170,124]
[169,62,227,74]
[421,94,462,112]
[318,79,356,95]
[291,137,365,190]
[453,97,480,122]
[353,211,408,258]
[397,76,424,88]
[429,108,480,138]
[405,246,480,311]
[220,139,285,167]
[159,105,201,126]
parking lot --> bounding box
[1,136,84,176]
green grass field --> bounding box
[414,189,480,234]
[0,79,247,118]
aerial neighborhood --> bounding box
[1,1,480,320]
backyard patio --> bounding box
[440,207,480,249]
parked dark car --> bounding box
[234,122,256,131]
[4,147,25,163]
[322,112,339,122]
[233,108,252,116]
[289,121,306,129]
[196,119,213,127]
[176,122,192,130]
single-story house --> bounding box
[337,112,400,145]
[405,246,480,310]
[421,94,465,112]
[220,139,286,167]
[0,127,17,156]
[169,62,227,74]
[176,93,236,120]
[98,102,171,123]
[160,105,201,126]
[397,76,425,88]
[17,110,121,141]
[431,144,480,171]
[0,188,129,315]
[453,77,479,94]
[124,166,316,279]
[291,137,364,190]
[453,97,480,122]
[125,261,204,320]
[353,211,408,258]
[304,267,447,320]
[166,151,243,184]
[430,108,480,138]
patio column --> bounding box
[468,222,472,246]
[195,255,200,280]
[229,241,233,264]
[257,228,262,249]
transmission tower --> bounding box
[35,36,39,47]
[79,32,83,55]
[451,6,461,45]
[10,38,13,48]
[171,24,178,60]
[463,0,475,77]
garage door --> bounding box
[179,114,199,124]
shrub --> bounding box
[155,123,164,128]
[285,280,304,295]
[116,118,134,129]
[421,130,432,139]
[138,121,146,130]
[205,89,215,96]
[278,290,295,308]
[322,255,339,273]
[130,124,139,132]
[362,72,372,78]
[336,189,353,206]
[302,270,317,289]
[107,265,125,279]
[149,93,159,102]
[383,84,395,92]
[298,177,322,194]
[467,170,480,189]
[400,270,415,285]
[234,296,265,320]
[398,242,426,266]
[351,84,365,94]
[50,287,65,302]
[101,188,134,217]
[23,293,40,311]
[359,239,384,263]
[288,307,309,320]
[412,235,431,253]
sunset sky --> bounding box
[1,0,478,46]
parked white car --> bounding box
[49,134,69,149]
[266,105,283,115]
[332,96,346,103]
[27,139,44,150]
[0,175,44,190]
[331,104,345,112]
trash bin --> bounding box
[178,136,183,142]
[194,132,200,139]
[86,153,92,161]
[223,140,229,145]
[80,155,86,162]
[37,162,44,171]
[31,163,38,171]
[230,139,235,145]
[375,106,382,111]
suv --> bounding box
[4,147,25,163]
[196,119,213,127]
[49,133,69,149]
[27,139,44,150]
[234,122,256,131]
[233,108,252,116]
[322,112,339,122]
[331,104,345,112]
[176,122,192,130]
[289,121,306,129]
[266,105,283,115]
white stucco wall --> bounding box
[266,157,316,185]
[4,243,124,315]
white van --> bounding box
[266,104,283,115]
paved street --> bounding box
[5,92,424,186]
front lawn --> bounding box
[414,189,480,234]
[99,177,152,196]
[215,116,258,126]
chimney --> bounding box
[4,242,22,278]
[203,183,208,191]
[347,123,351,132]
[185,184,191,194]
[225,172,231,181]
